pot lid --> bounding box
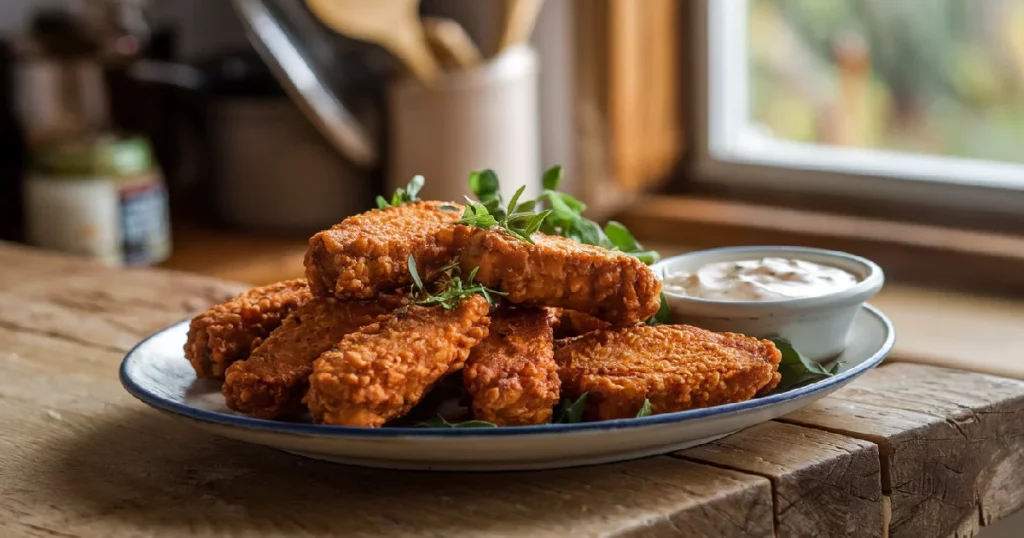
[229,0,377,167]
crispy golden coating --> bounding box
[305,296,491,427]
[555,325,782,420]
[184,279,311,378]
[551,308,612,339]
[222,297,399,419]
[463,307,560,426]
[304,201,463,299]
[440,227,661,327]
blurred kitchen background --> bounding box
[5,2,1024,533]
[3,0,1024,299]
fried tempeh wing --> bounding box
[305,295,491,427]
[304,201,463,299]
[222,296,399,419]
[463,307,560,426]
[555,325,782,420]
[184,279,311,378]
[551,308,612,339]
[441,227,661,327]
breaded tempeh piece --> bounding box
[305,296,491,427]
[551,308,612,339]
[555,325,782,421]
[304,201,463,299]
[184,279,311,378]
[440,226,661,327]
[222,296,399,419]
[463,307,560,426]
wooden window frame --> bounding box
[564,0,1024,294]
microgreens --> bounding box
[536,166,660,264]
[416,415,498,428]
[458,174,552,244]
[554,392,589,424]
[377,175,425,209]
[635,399,653,418]
[769,338,841,393]
[647,293,673,326]
[407,254,506,310]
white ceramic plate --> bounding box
[120,304,894,471]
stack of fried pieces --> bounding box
[184,201,782,427]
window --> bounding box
[694,0,1024,215]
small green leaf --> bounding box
[524,210,553,237]
[514,199,537,213]
[604,221,640,252]
[505,185,526,223]
[416,415,498,428]
[439,204,460,212]
[556,392,589,424]
[376,196,389,209]
[630,250,661,265]
[407,254,424,292]
[469,169,501,198]
[635,399,653,418]
[770,339,841,393]
[569,218,604,246]
[647,293,673,325]
[406,175,425,199]
[542,165,564,190]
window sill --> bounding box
[616,195,1024,296]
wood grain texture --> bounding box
[4,242,1024,537]
[780,363,1024,538]
[0,242,778,538]
[680,421,883,538]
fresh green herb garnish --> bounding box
[647,293,673,325]
[555,392,589,424]
[377,175,425,209]
[468,170,504,218]
[535,166,659,264]
[463,166,655,259]
[458,178,552,244]
[416,415,497,428]
[635,399,653,418]
[770,338,841,393]
[407,255,506,309]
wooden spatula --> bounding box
[422,17,482,71]
[305,0,440,82]
[497,0,545,54]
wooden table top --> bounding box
[2,242,1024,538]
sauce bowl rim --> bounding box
[651,245,884,310]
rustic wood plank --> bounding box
[5,242,1024,537]
[779,363,1024,538]
[0,403,774,537]
[679,421,883,538]
[0,242,777,537]
[0,245,244,353]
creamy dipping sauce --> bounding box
[662,257,859,301]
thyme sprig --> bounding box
[407,255,506,309]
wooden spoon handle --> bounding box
[388,28,442,82]
[423,17,482,71]
[498,0,545,53]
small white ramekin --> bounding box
[652,246,885,362]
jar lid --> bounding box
[31,135,153,176]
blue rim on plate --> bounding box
[120,304,895,438]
